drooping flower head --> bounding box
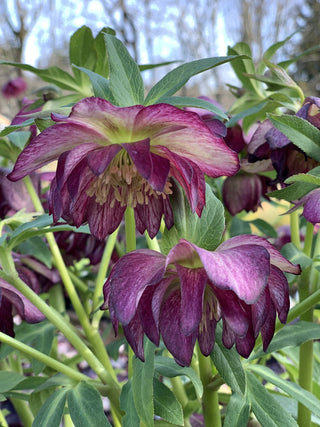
[1,77,27,99]
[8,97,239,239]
[102,235,300,366]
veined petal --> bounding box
[217,234,301,274]
[175,264,207,335]
[1,281,45,323]
[268,266,290,323]
[261,302,277,351]
[122,139,152,180]
[109,250,166,325]
[87,195,125,239]
[196,244,270,303]
[87,145,122,175]
[235,325,256,358]
[122,312,146,361]
[251,287,269,337]
[134,196,165,238]
[138,285,160,346]
[8,123,106,181]
[160,288,197,367]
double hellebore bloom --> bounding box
[102,235,300,366]
[8,97,239,239]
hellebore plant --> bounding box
[1,26,320,427]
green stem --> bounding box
[23,176,118,381]
[303,222,314,257]
[197,345,221,427]
[9,397,34,427]
[92,227,119,315]
[290,209,301,249]
[0,332,88,382]
[125,207,137,379]
[297,230,320,426]
[0,410,9,427]
[170,377,191,427]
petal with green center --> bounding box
[109,250,166,325]
[53,97,144,142]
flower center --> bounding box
[199,286,220,334]
[87,150,173,208]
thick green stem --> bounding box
[9,397,34,427]
[297,229,320,426]
[197,345,221,427]
[125,207,137,379]
[290,209,301,249]
[0,332,88,382]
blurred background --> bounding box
[1,0,320,118]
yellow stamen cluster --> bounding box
[87,150,173,208]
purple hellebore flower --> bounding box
[101,235,300,366]
[0,274,45,337]
[8,97,239,239]
[293,188,320,225]
[1,77,27,99]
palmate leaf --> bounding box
[145,55,247,105]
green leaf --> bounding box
[247,372,298,427]
[210,323,246,394]
[153,378,183,425]
[145,55,246,105]
[267,181,318,202]
[94,27,115,76]
[285,173,320,186]
[229,217,251,237]
[268,114,320,162]
[227,43,262,95]
[281,243,312,269]
[132,339,155,427]
[160,182,225,254]
[257,32,298,75]
[8,131,31,149]
[0,119,35,137]
[69,26,96,74]
[154,356,203,399]
[68,382,111,427]
[0,371,25,393]
[35,374,75,392]
[249,218,278,238]
[17,236,52,268]
[223,392,250,427]
[155,96,228,120]
[73,66,116,103]
[226,101,267,128]
[104,34,144,106]
[120,380,140,427]
[250,321,320,360]
[32,388,68,427]
[247,364,320,419]
[0,61,84,94]
[279,44,320,70]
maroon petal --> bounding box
[261,302,277,351]
[148,152,170,192]
[0,280,45,323]
[134,195,164,238]
[302,188,320,225]
[0,295,14,336]
[175,264,207,335]
[197,244,270,304]
[138,285,160,346]
[8,123,105,181]
[160,288,197,367]
[213,287,249,337]
[235,324,256,358]
[87,145,122,175]
[217,234,301,275]
[122,139,152,181]
[267,266,290,323]
[151,275,177,330]
[123,312,146,361]
[197,299,217,356]
[251,287,270,337]
[109,250,166,325]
